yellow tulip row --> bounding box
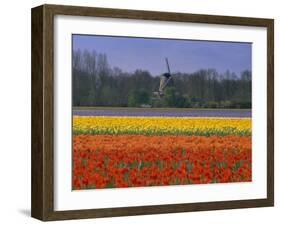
[73,116,251,136]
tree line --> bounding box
[72,49,251,109]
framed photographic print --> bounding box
[31,4,274,221]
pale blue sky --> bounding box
[73,34,252,76]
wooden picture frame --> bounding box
[31,4,274,221]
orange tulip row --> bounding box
[73,135,251,189]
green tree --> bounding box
[164,87,177,107]
[128,89,150,107]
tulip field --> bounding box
[72,109,252,190]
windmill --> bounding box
[153,57,173,98]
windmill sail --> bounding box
[165,57,171,74]
[158,58,172,96]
